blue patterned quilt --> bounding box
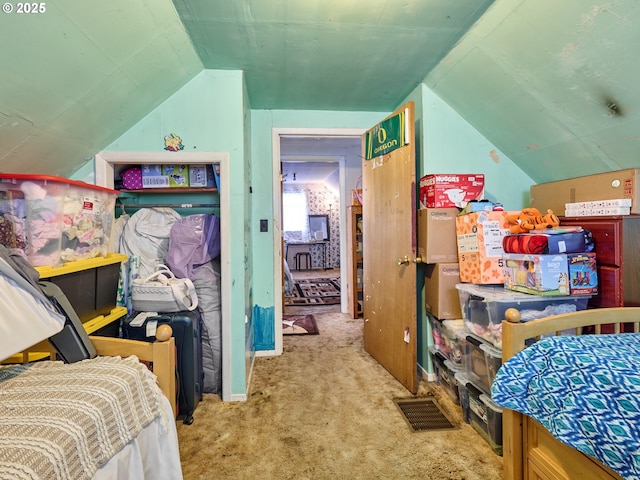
[491,334,640,480]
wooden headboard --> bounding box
[501,306,640,361]
[90,335,177,418]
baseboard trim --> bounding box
[229,393,248,402]
[255,349,278,357]
[419,364,437,383]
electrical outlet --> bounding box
[260,219,268,232]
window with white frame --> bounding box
[283,189,309,241]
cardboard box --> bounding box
[567,252,598,296]
[459,200,494,214]
[419,174,485,209]
[424,263,462,319]
[565,198,632,210]
[162,164,189,187]
[455,211,515,284]
[530,168,640,215]
[188,165,216,188]
[141,164,170,188]
[417,208,459,263]
[503,253,571,296]
[564,207,631,217]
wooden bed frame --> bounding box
[10,330,177,418]
[89,335,177,418]
[501,307,640,480]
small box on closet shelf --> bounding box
[141,164,170,188]
[162,165,190,188]
[188,165,216,188]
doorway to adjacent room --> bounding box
[271,128,364,356]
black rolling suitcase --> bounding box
[122,310,204,424]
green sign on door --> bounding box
[364,109,409,160]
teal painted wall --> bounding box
[420,85,534,210]
[71,70,536,395]
[102,69,251,398]
[249,109,390,351]
[243,77,255,376]
[70,160,96,183]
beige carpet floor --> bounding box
[176,309,504,479]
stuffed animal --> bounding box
[505,207,560,234]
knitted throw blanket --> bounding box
[0,355,167,480]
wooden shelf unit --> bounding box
[347,205,363,318]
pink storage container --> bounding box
[0,174,118,267]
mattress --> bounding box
[94,395,182,480]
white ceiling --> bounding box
[281,162,338,185]
[281,136,361,184]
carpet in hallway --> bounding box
[284,277,340,306]
[176,311,504,480]
[282,314,319,335]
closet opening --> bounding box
[93,151,233,401]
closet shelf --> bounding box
[119,187,218,194]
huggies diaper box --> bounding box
[420,174,485,209]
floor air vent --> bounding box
[394,397,456,432]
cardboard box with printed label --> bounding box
[455,211,515,284]
[503,253,571,296]
[419,174,485,209]
[141,164,169,188]
[530,168,640,215]
[417,208,459,264]
[162,164,189,188]
[188,165,216,188]
[567,252,598,296]
[424,263,463,319]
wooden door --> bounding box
[361,102,418,393]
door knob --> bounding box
[397,256,410,266]
[413,256,423,264]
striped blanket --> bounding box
[0,355,167,480]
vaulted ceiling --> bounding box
[1,0,638,183]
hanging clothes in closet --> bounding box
[115,204,223,397]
